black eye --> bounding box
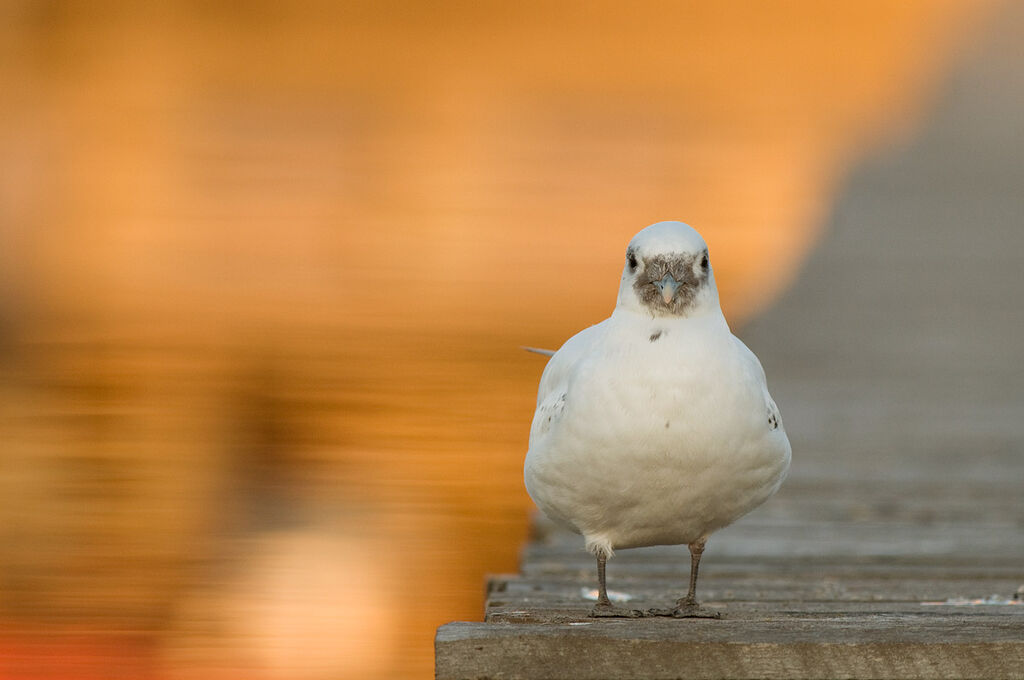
[700,254,709,271]
[627,253,638,271]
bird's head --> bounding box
[615,221,720,318]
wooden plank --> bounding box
[485,578,1024,615]
[437,620,1024,680]
[484,600,1024,624]
[524,517,1024,568]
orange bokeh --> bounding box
[0,2,998,678]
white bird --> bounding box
[524,221,791,618]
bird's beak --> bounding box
[654,274,680,304]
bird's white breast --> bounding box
[524,312,790,551]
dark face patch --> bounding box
[630,251,709,316]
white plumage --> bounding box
[524,221,790,617]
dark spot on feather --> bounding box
[649,330,662,342]
[664,421,670,429]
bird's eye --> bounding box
[627,253,638,271]
[700,254,709,271]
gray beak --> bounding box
[654,274,680,304]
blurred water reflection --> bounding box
[0,2,997,678]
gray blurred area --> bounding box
[742,2,1024,514]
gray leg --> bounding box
[672,537,720,618]
[588,552,642,618]
[597,550,610,606]
[682,537,705,605]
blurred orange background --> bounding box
[0,2,999,678]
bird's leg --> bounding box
[672,537,720,618]
[597,550,611,606]
[588,552,641,618]
[682,537,705,606]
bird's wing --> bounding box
[529,321,607,442]
[535,321,606,406]
[732,335,783,431]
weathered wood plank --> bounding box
[485,600,1024,624]
[485,577,1024,616]
[437,620,1024,680]
[523,517,1024,578]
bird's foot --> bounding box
[589,602,643,618]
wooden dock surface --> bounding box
[439,507,1022,679]
[437,5,1024,678]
